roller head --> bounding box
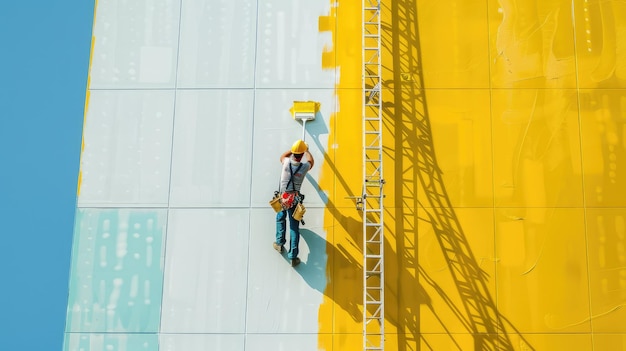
[292,101,318,121]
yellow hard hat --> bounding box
[291,139,308,154]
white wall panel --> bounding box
[161,209,249,333]
[71,0,336,349]
[177,0,258,88]
[78,90,175,207]
[169,89,254,207]
[160,334,245,351]
[246,208,327,333]
[89,0,181,89]
[256,0,335,88]
[64,333,159,351]
[250,89,333,208]
[246,333,324,351]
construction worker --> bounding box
[273,139,315,267]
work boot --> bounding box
[273,242,284,253]
[291,257,301,267]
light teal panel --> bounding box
[65,209,167,332]
[63,333,159,351]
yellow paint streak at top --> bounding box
[76,89,90,197]
[77,0,98,197]
[318,15,336,69]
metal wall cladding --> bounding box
[66,0,626,350]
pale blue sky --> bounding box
[0,1,94,349]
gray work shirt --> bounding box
[279,157,311,192]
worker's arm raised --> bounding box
[279,150,292,162]
[305,150,314,170]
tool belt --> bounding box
[270,162,304,212]
[269,191,306,224]
[269,191,302,210]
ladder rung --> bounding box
[365,291,383,296]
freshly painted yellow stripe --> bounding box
[318,0,365,349]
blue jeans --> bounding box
[276,205,300,259]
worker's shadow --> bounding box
[282,228,328,293]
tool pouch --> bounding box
[292,202,306,221]
[269,191,282,212]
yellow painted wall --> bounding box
[320,0,626,349]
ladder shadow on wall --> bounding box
[382,0,535,350]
